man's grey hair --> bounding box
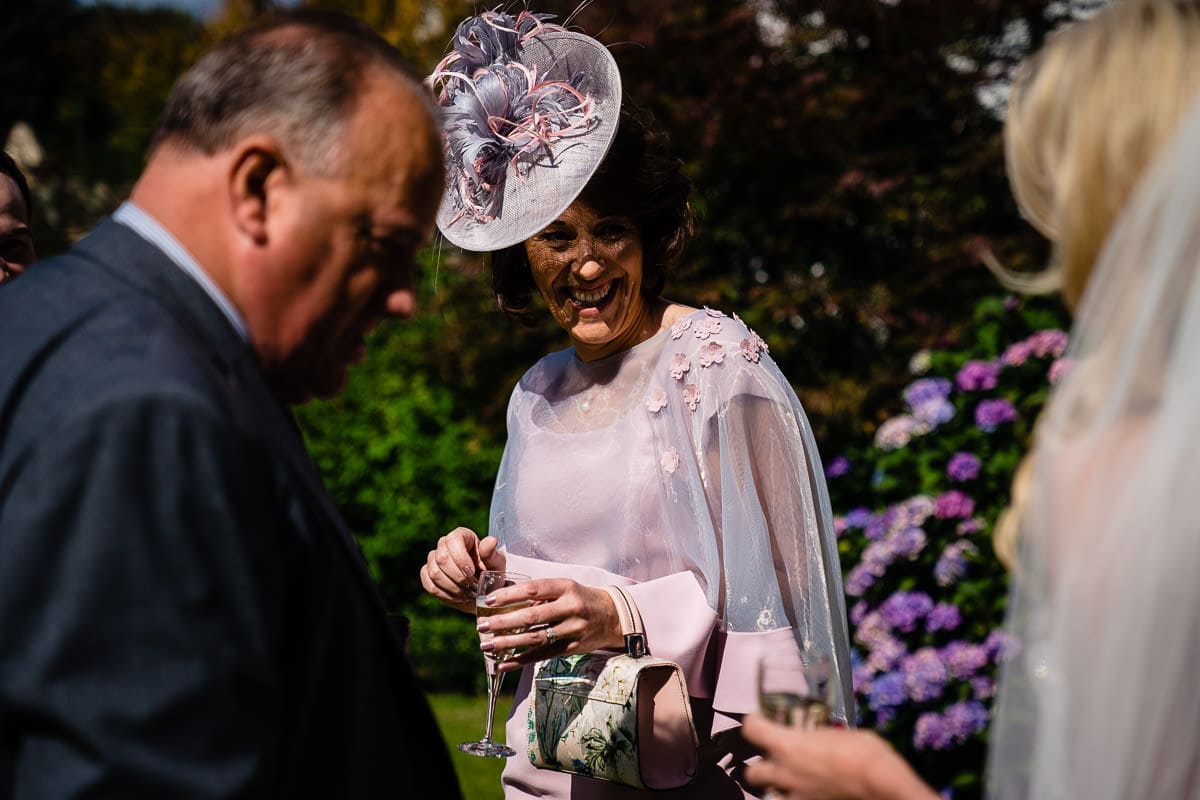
[151,9,430,175]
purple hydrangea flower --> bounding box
[942,700,990,741]
[1048,357,1074,384]
[939,641,989,679]
[867,671,907,710]
[971,675,996,700]
[935,490,976,520]
[975,398,1017,432]
[879,591,934,632]
[901,495,936,526]
[903,378,952,408]
[875,415,920,450]
[825,455,851,478]
[849,600,870,626]
[1000,340,1033,367]
[845,564,877,597]
[925,603,962,632]
[911,396,956,428]
[854,611,889,648]
[914,712,954,750]
[852,663,875,694]
[956,517,985,536]
[902,647,948,702]
[956,360,1000,392]
[985,629,1020,662]
[1028,329,1068,358]
[888,526,928,560]
[845,507,874,530]
[867,636,908,673]
[934,540,978,587]
[947,452,981,482]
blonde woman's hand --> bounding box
[418,528,505,614]
[475,578,624,670]
[742,715,938,800]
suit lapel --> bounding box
[74,220,407,657]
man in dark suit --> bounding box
[0,10,462,798]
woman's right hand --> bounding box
[419,527,506,614]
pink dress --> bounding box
[491,307,852,798]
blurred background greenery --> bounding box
[4,1,1095,794]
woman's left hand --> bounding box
[476,578,625,671]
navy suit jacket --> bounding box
[0,221,462,799]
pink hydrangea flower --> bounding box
[661,448,680,474]
[698,341,726,367]
[683,383,701,412]
[1048,357,1075,384]
[694,319,723,340]
[669,353,691,380]
[670,317,692,339]
[645,387,667,413]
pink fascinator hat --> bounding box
[427,9,622,252]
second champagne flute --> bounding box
[458,570,531,758]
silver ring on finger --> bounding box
[545,626,558,645]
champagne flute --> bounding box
[458,570,531,758]
[757,652,834,730]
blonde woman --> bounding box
[743,2,1200,798]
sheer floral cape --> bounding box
[490,307,854,724]
[987,98,1200,798]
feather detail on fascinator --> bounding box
[427,8,622,251]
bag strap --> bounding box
[605,585,648,659]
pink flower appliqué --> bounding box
[661,448,680,474]
[669,353,691,380]
[704,306,726,318]
[683,383,701,412]
[698,341,726,367]
[670,318,692,339]
[740,336,764,362]
[694,319,723,340]
[646,387,668,413]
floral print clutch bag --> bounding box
[527,586,699,789]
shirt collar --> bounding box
[112,201,251,343]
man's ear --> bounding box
[229,137,289,246]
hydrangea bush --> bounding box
[826,295,1070,798]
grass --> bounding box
[429,692,517,800]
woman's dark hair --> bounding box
[489,107,696,323]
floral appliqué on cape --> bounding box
[698,341,726,368]
[645,387,668,413]
[669,353,691,380]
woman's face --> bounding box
[525,199,651,361]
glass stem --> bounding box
[482,660,505,743]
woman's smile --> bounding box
[527,201,656,360]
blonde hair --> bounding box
[994,0,1200,568]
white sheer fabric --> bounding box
[490,307,853,796]
[988,96,1200,799]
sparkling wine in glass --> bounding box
[757,653,834,730]
[458,570,531,758]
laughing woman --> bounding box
[418,11,853,798]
